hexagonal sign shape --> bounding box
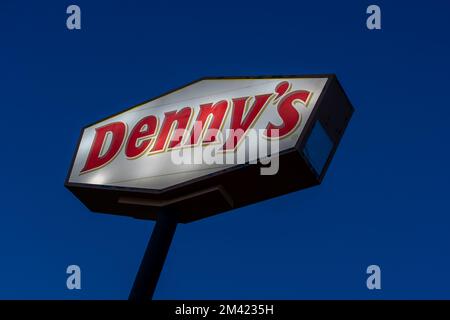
[65,75,354,223]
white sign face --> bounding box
[68,78,328,190]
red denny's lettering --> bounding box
[80,81,312,174]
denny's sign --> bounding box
[65,76,354,223]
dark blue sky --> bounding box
[1,0,449,299]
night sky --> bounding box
[1,0,449,299]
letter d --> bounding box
[81,122,126,173]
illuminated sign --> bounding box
[65,75,353,222]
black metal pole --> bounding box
[129,210,178,300]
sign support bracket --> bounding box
[128,209,178,300]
